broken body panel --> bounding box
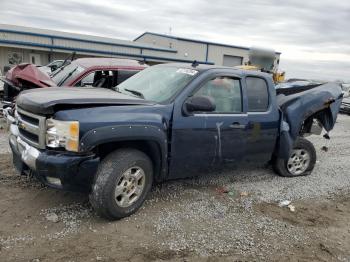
[1,58,147,102]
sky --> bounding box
[0,0,349,81]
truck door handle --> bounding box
[229,122,246,129]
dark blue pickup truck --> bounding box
[8,63,343,219]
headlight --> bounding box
[46,119,79,152]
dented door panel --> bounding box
[168,113,248,179]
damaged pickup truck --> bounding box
[8,63,343,220]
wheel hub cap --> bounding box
[114,166,145,208]
[287,149,311,175]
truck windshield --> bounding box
[51,63,85,86]
[116,66,198,103]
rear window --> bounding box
[246,77,269,111]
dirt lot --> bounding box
[0,115,350,262]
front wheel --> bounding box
[274,137,316,177]
[89,148,153,220]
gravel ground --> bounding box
[0,115,349,261]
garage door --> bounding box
[223,55,243,67]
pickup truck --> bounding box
[8,63,343,220]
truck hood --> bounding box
[5,63,56,88]
[16,87,155,115]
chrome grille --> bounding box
[16,107,46,149]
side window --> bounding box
[246,77,269,112]
[75,72,95,87]
[194,76,242,113]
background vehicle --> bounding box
[1,58,147,102]
[340,97,350,114]
[235,47,285,83]
[0,68,3,94]
[8,63,343,220]
[38,60,69,75]
[341,83,350,98]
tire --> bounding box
[89,148,153,220]
[273,137,316,177]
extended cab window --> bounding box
[246,77,269,111]
[194,77,242,113]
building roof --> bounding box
[135,32,281,55]
[0,24,176,53]
[0,24,214,65]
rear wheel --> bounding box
[90,148,153,220]
[274,137,316,177]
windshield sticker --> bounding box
[176,68,198,76]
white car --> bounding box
[38,60,68,75]
[0,69,4,92]
[341,83,350,98]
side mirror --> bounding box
[185,95,216,113]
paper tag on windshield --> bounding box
[176,68,198,76]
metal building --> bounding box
[0,24,280,74]
[134,32,281,68]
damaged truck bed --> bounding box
[7,63,343,220]
[277,82,343,159]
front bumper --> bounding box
[9,124,100,191]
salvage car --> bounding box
[0,69,3,94]
[340,97,350,114]
[8,63,343,220]
[1,58,147,102]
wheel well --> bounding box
[94,140,163,182]
[300,108,332,135]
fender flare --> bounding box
[80,124,168,180]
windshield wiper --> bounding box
[51,52,76,77]
[51,61,72,77]
[58,66,78,86]
[124,88,145,99]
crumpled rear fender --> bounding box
[275,82,343,159]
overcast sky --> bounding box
[1,0,349,81]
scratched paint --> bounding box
[212,135,218,165]
[216,122,224,159]
[251,123,261,142]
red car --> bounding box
[1,58,147,102]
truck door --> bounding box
[169,75,248,179]
[244,76,280,164]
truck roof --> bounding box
[161,63,272,78]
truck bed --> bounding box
[276,82,343,159]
